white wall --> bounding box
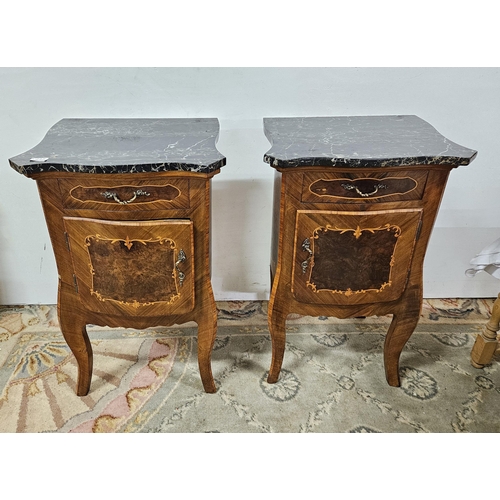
[0,67,499,305]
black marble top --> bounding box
[263,115,477,169]
[9,118,226,176]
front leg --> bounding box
[58,282,93,396]
[383,285,422,386]
[267,291,290,384]
[196,282,218,393]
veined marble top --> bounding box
[9,118,226,176]
[263,115,477,169]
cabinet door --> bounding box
[292,209,423,305]
[63,217,194,316]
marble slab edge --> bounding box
[262,154,476,169]
[9,159,227,176]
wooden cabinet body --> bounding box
[264,115,477,387]
[269,166,449,386]
[33,171,218,395]
[9,118,225,395]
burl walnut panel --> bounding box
[311,225,397,291]
[88,237,177,303]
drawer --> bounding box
[301,170,428,204]
[58,178,190,210]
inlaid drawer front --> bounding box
[58,179,190,210]
[63,217,195,316]
[301,171,428,203]
[292,208,423,305]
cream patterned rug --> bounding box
[0,299,498,433]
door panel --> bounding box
[292,209,423,305]
[63,217,194,316]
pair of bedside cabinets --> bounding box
[9,116,477,395]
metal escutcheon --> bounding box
[341,183,388,197]
[101,189,151,205]
[175,249,186,286]
[301,238,313,274]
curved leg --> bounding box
[384,285,422,387]
[471,293,500,368]
[196,284,217,393]
[58,282,93,396]
[267,297,289,384]
[384,313,420,386]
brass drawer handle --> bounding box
[175,249,186,286]
[341,183,388,197]
[301,238,313,274]
[101,189,151,205]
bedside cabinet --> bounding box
[263,115,477,387]
[9,118,226,395]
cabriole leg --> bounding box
[267,297,289,384]
[384,286,422,386]
[58,282,93,396]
